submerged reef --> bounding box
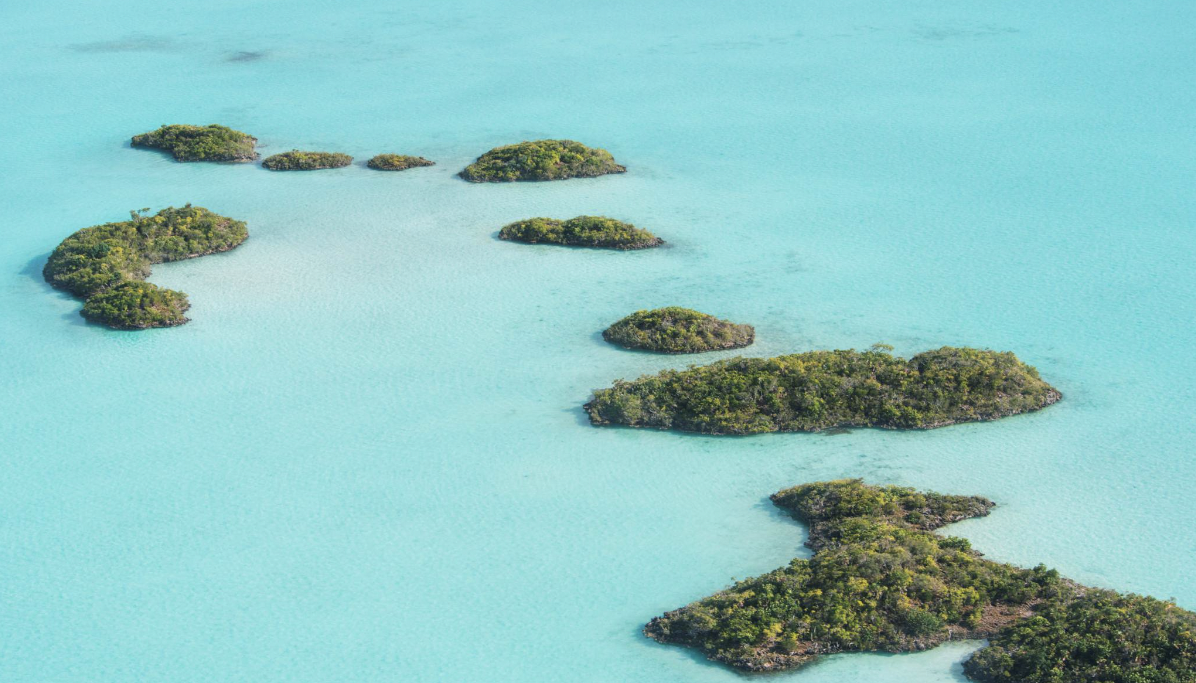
[585,346,1060,434]
[262,150,353,171]
[603,307,754,353]
[459,139,625,182]
[43,206,247,329]
[646,480,1196,682]
[499,216,662,250]
[367,154,435,171]
[131,124,258,162]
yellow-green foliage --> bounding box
[131,124,258,162]
[586,346,1061,434]
[499,216,662,250]
[43,206,247,329]
[603,307,754,353]
[459,140,625,182]
[367,154,434,171]
[647,480,1196,682]
[262,150,352,171]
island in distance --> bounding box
[131,124,258,162]
[646,479,1196,682]
[459,139,625,182]
[585,346,1061,434]
[367,154,435,171]
[262,150,353,171]
[43,205,247,329]
[499,216,663,250]
[603,307,754,353]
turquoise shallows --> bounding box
[1,1,1195,682]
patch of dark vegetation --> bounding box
[367,154,435,171]
[499,216,662,250]
[603,307,754,354]
[459,139,625,182]
[43,206,247,329]
[585,346,1060,434]
[646,480,1196,682]
[131,124,258,162]
[261,150,353,171]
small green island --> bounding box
[43,205,247,329]
[131,124,258,162]
[261,150,353,171]
[367,154,435,171]
[459,139,626,182]
[603,307,754,353]
[499,216,663,250]
[646,479,1196,682]
[585,346,1060,434]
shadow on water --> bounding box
[21,253,88,327]
[226,50,267,63]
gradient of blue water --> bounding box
[2,1,1195,681]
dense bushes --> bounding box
[585,346,1061,434]
[646,480,1196,682]
[131,124,258,162]
[603,307,753,353]
[459,140,625,182]
[262,150,353,171]
[645,480,1061,671]
[367,154,434,171]
[43,206,247,329]
[499,216,662,250]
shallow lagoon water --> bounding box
[2,1,1195,681]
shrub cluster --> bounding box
[646,480,1196,682]
[262,150,353,171]
[367,154,435,171]
[459,140,626,182]
[43,206,247,329]
[499,216,662,250]
[131,124,258,162]
[603,307,754,353]
[585,346,1061,434]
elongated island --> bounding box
[646,479,1196,682]
[43,205,247,329]
[500,216,662,250]
[262,150,352,171]
[460,139,625,182]
[585,346,1060,433]
[367,154,434,171]
[603,307,754,353]
[131,124,258,162]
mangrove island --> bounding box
[261,150,353,171]
[645,479,1196,682]
[367,154,435,171]
[131,124,258,162]
[43,205,248,329]
[459,139,626,182]
[585,346,1061,434]
[603,307,754,353]
[499,216,663,250]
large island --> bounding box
[585,346,1061,434]
[131,124,258,162]
[647,479,1196,682]
[43,205,248,329]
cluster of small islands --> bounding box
[40,123,1195,682]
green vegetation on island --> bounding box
[603,307,754,353]
[646,480,1196,682]
[43,205,247,329]
[459,139,626,182]
[131,124,258,162]
[367,154,435,171]
[585,346,1060,434]
[262,150,353,171]
[499,216,663,250]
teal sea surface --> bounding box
[2,1,1195,681]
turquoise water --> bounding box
[2,1,1195,681]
